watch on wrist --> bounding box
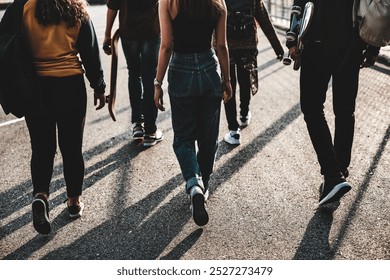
[154,78,163,87]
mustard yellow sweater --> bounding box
[22,0,84,77]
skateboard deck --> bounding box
[293,2,314,70]
[107,29,120,121]
[283,5,302,65]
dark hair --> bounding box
[35,0,89,27]
[172,0,225,20]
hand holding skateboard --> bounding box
[284,2,314,70]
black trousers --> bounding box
[224,49,258,131]
[25,75,87,198]
[300,42,363,176]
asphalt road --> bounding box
[0,4,389,260]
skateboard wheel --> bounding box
[283,57,292,65]
[291,6,302,16]
[286,31,297,41]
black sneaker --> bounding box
[67,202,85,219]
[319,173,352,205]
[190,186,209,226]
[133,123,144,140]
[143,129,163,147]
[32,194,51,234]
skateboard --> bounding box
[283,5,302,65]
[293,2,314,70]
[106,29,120,121]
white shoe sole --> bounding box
[319,182,351,205]
[224,135,240,145]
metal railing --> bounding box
[264,0,293,29]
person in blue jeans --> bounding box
[104,0,163,146]
[154,0,232,226]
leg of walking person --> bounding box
[332,46,361,175]
[301,43,352,205]
[300,43,339,176]
[25,77,58,234]
[56,75,87,219]
[170,94,209,226]
[170,95,204,192]
[140,36,163,146]
[121,40,144,139]
[196,96,221,192]
[223,62,241,144]
[236,62,251,125]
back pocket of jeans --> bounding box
[168,67,194,97]
[202,63,222,97]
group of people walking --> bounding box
[0,0,380,234]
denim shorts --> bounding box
[168,49,222,98]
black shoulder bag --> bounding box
[0,0,41,118]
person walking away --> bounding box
[154,0,232,226]
[223,0,284,145]
[5,0,106,234]
[286,0,380,205]
[104,0,163,147]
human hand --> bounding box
[103,36,112,55]
[222,81,232,103]
[289,46,299,61]
[94,91,106,110]
[154,86,165,111]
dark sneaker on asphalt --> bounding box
[143,129,163,147]
[239,111,252,127]
[319,173,352,205]
[133,123,144,140]
[67,202,85,219]
[32,194,51,234]
[190,186,209,226]
[224,129,240,145]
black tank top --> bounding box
[172,12,216,53]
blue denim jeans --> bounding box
[121,36,160,134]
[168,49,223,193]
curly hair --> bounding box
[35,0,89,27]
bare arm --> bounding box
[154,0,174,111]
[214,0,232,102]
[103,8,118,55]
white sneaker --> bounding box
[224,129,240,145]
[239,111,251,127]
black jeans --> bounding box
[25,75,87,198]
[223,49,258,131]
[300,42,363,176]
